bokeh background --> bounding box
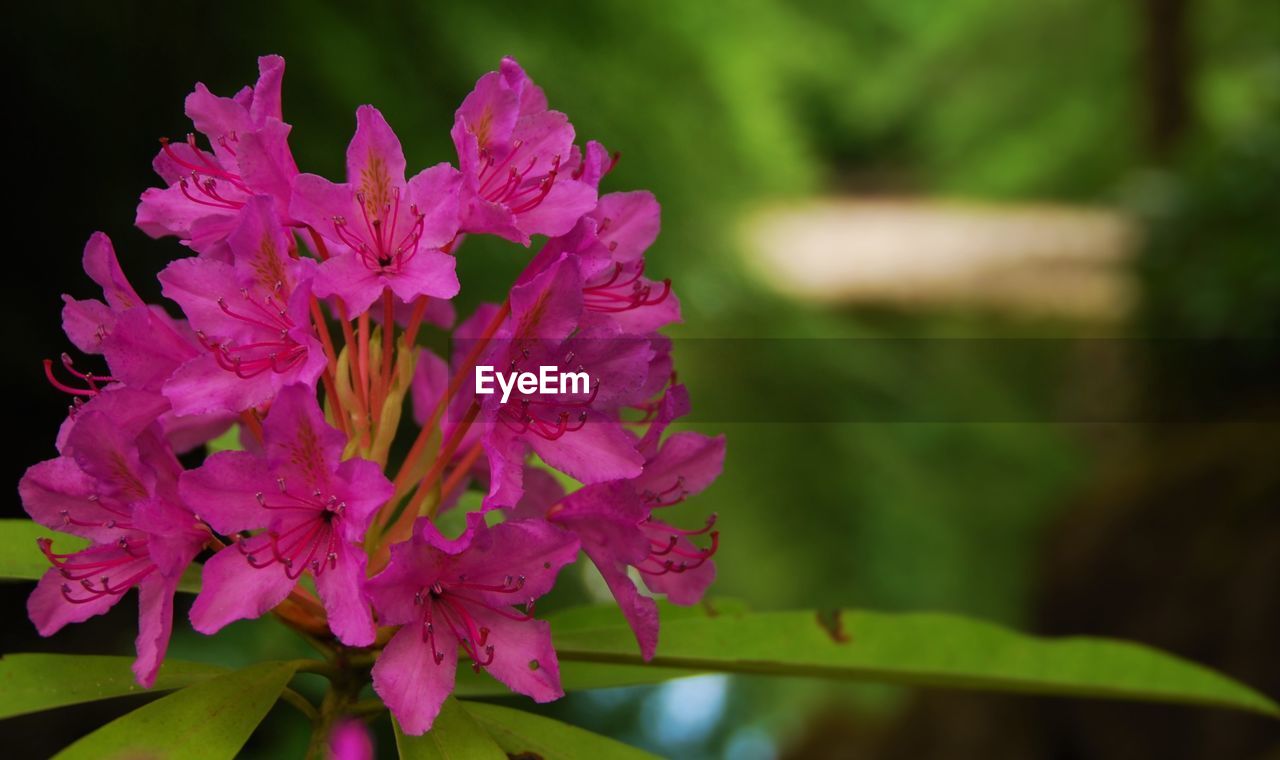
[3,2,1278,758]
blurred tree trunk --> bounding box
[1139,0,1192,159]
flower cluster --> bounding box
[22,56,723,734]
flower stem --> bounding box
[280,687,319,721]
[389,299,509,497]
[303,652,371,759]
[378,289,395,412]
[402,296,429,350]
[440,438,485,503]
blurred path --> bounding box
[743,199,1140,320]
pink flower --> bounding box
[136,55,298,255]
[291,105,462,314]
[518,386,723,660]
[520,191,680,334]
[182,385,393,646]
[158,197,326,415]
[326,718,374,760]
[452,57,599,245]
[413,257,654,510]
[366,515,578,734]
[20,388,209,686]
[55,233,233,453]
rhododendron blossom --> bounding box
[21,54,723,738]
[137,55,298,255]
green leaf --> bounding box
[0,518,86,581]
[0,518,202,593]
[545,597,748,631]
[393,697,506,759]
[0,654,228,719]
[204,426,244,454]
[462,701,659,760]
[551,607,1280,718]
[53,661,299,760]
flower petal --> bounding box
[527,419,644,485]
[133,572,179,687]
[179,450,275,535]
[371,624,458,735]
[27,565,125,636]
[188,544,296,634]
[472,611,563,703]
[315,541,375,647]
[347,105,406,198]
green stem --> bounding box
[291,658,340,678]
[280,687,320,722]
[305,685,342,760]
[302,651,374,759]
[347,698,387,717]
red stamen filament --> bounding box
[638,514,719,575]
[414,575,531,671]
[238,485,345,579]
[583,262,672,314]
[476,141,560,213]
[38,537,156,603]
[332,188,427,272]
[197,285,306,379]
[44,354,112,397]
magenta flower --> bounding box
[366,514,579,734]
[521,191,680,334]
[518,385,723,660]
[327,718,374,760]
[420,257,653,509]
[26,54,725,735]
[291,105,462,314]
[182,385,393,646]
[158,196,326,415]
[20,388,209,686]
[452,57,599,245]
[136,55,298,254]
[55,233,233,452]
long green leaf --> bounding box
[394,697,506,759]
[551,607,1279,718]
[462,701,658,760]
[0,654,227,719]
[53,660,298,760]
[0,518,202,593]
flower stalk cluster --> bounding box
[21,55,724,737]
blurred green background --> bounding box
[3,1,1278,757]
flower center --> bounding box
[331,187,427,272]
[237,480,346,579]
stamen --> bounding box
[236,488,346,578]
[44,355,113,397]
